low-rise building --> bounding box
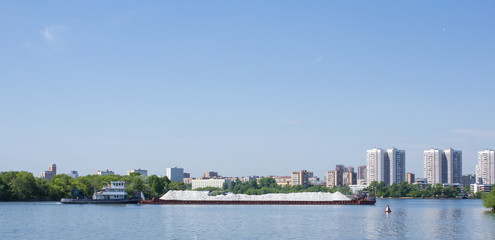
[349,185,368,194]
[406,173,415,184]
[204,171,219,179]
[471,183,492,194]
[127,169,148,176]
[183,178,192,184]
[414,178,428,190]
[68,170,79,178]
[242,176,255,182]
[274,176,291,186]
[309,176,320,184]
[192,178,230,189]
[357,179,367,185]
[442,183,463,191]
[95,169,115,176]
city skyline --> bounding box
[28,147,490,180]
[1,2,495,178]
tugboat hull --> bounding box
[60,198,139,204]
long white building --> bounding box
[476,150,495,185]
[386,148,406,185]
[192,179,230,189]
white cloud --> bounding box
[281,120,299,125]
[40,25,67,45]
[450,129,495,139]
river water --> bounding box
[0,199,493,239]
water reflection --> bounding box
[423,207,463,239]
[1,199,494,239]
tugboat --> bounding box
[61,181,140,204]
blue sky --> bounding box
[1,1,494,178]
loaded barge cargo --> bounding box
[141,199,375,205]
[140,190,376,205]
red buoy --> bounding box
[385,204,391,213]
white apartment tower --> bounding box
[424,148,462,184]
[367,148,384,184]
[476,150,495,185]
[424,148,443,184]
[444,148,462,184]
[386,148,406,185]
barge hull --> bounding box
[141,199,375,205]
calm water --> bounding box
[0,199,494,239]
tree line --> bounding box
[0,171,186,201]
[3,171,494,202]
[0,172,354,201]
[365,181,484,198]
[205,177,353,195]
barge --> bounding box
[140,190,376,205]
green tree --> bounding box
[147,175,166,198]
[259,177,278,188]
[168,181,185,191]
[0,173,14,200]
[126,175,146,196]
[483,189,495,211]
[48,174,73,200]
[11,172,37,200]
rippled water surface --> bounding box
[0,199,494,239]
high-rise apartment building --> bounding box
[386,148,406,185]
[326,170,343,188]
[462,174,476,186]
[424,148,443,184]
[166,167,184,182]
[367,148,406,186]
[41,164,57,180]
[367,148,384,184]
[424,148,462,184]
[343,172,357,186]
[345,166,354,173]
[476,150,495,185]
[49,164,56,176]
[357,166,367,180]
[444,148,462,184]
[335,165,345,172]
[291,170,309,187]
